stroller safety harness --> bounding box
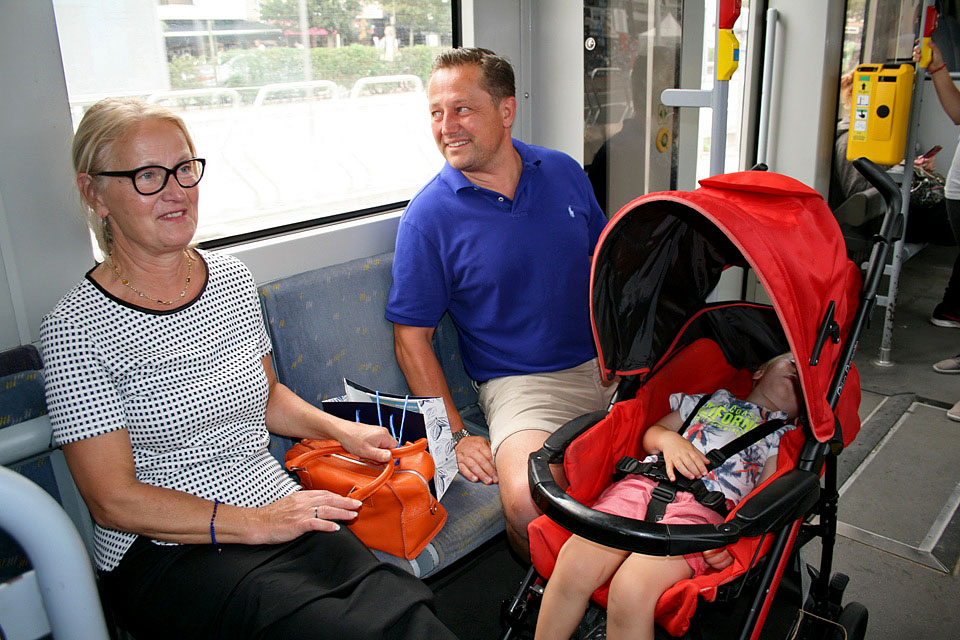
[615,396,788,523]
[616,418,786,522]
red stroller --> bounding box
[501,160,900,640]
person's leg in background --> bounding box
[932,198,960,423]
[930,198,960,327]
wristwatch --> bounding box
[451,428,471,447]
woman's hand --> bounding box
[339,422,397,463]
[261,356,396,463]
[250,489,363,545]
[914,38,944,68]
[658,431,710,481]
[915,154,937,172]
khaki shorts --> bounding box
[477,358,617,460]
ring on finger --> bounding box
[314,506,319,519]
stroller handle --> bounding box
[529,412,822,556]
[851,157,901,238]
[822,157,902,414]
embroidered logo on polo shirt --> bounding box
[568,206,576,218]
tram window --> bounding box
[843,0,946,71]
[52,0,455,247]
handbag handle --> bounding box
[285,438,430,502]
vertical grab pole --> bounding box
[756,9,778,166]
[873,0,935,366]
[710,71,730,177]
[711,0,741,176]
[661,0,741,177]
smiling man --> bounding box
[386,48,614,559]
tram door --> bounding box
[583,1,683,218]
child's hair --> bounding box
[757,352,793,372]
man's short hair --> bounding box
[431,47,516,104]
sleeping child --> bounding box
[534,353,801,640]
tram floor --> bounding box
[434,245,960,640]
[819,243,960,640]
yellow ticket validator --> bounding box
[846,63,914,165]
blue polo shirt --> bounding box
[386,139,607,382]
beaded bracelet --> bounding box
[210,499,223,554]
[929,62,948,75]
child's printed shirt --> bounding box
[642,389,794,504]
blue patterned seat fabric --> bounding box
[258,251,504,578]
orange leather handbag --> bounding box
[284,438,447,559]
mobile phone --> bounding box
[920,145,942,159]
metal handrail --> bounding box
[0,466,109,639]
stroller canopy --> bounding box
[591,170,863,443]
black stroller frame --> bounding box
[500,159,901,640]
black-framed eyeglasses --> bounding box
[96,158,206,196]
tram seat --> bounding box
[0,345,109,639]
[833,190,926,269]
[258,251,505,579]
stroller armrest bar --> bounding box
[541,411,610,463]
[530,449,741,556]
[730,469,821,537]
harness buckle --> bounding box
[644,483,678,523]
[700,490,729,516]
[615,456,643,477]
[650,483,677,504]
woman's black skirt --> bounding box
[99,528,457,639]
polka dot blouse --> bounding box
[40,250,298,571]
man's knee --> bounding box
[498,467,538,525]
[495,430,551,510]
[493,435,541,553]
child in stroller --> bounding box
[534,353,800,640]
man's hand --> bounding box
[455,435,498,484]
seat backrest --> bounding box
[258,251,477,461]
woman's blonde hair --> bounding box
[72,97,196,257]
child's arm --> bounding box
[756,454,779,485]
[642,410,710,482]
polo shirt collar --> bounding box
[439,138,543,193]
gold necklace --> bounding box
[112,250,193,306]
